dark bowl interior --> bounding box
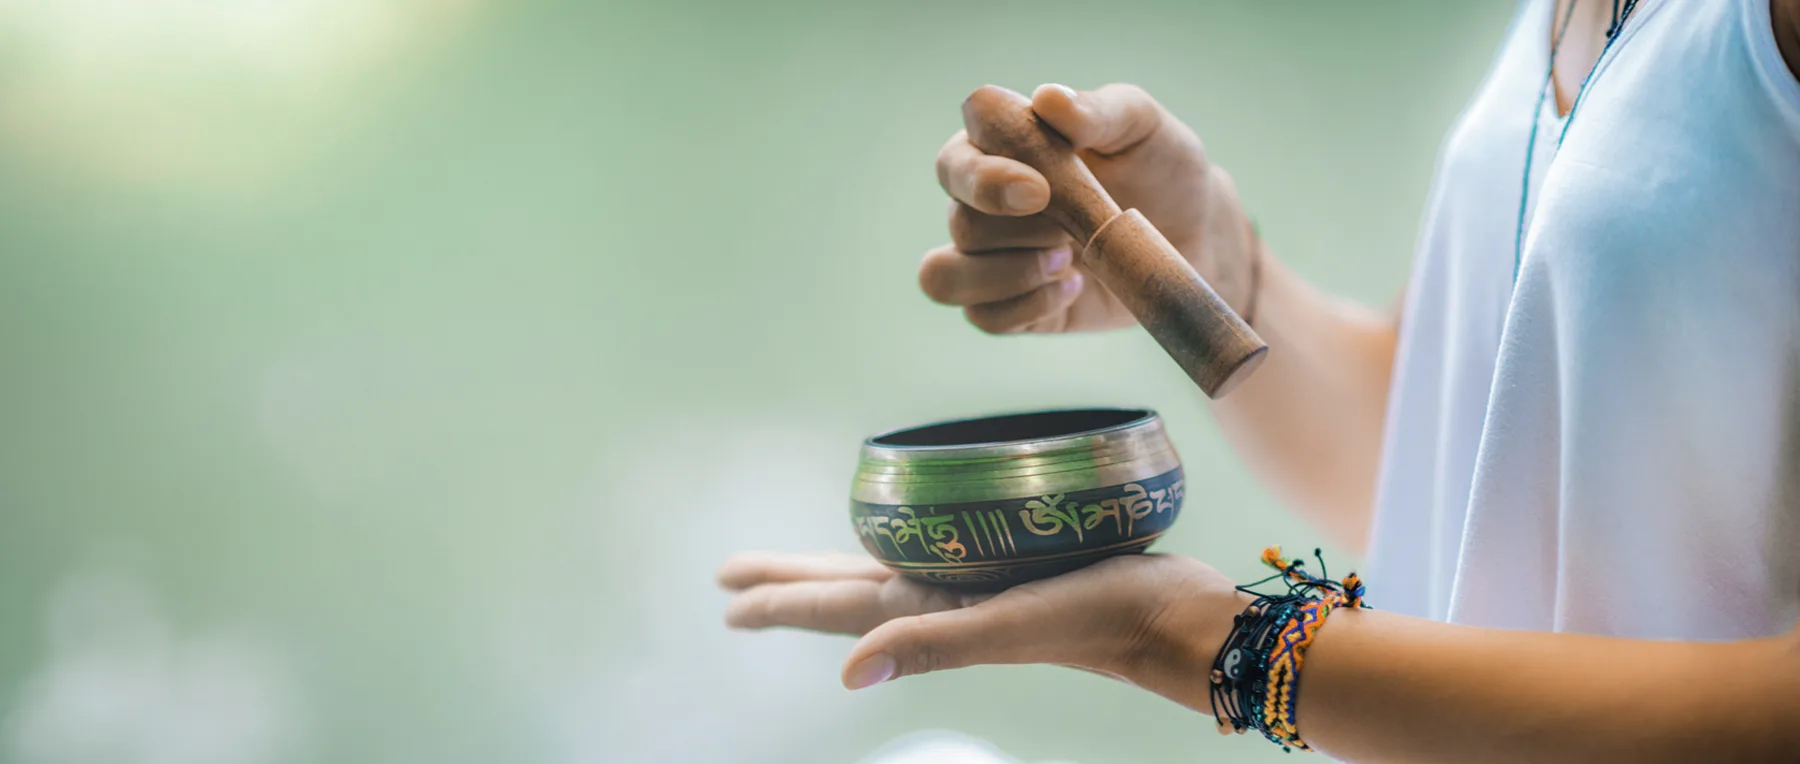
[869,408,1150,448]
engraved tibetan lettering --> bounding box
[1119,483,1154,537]
[894,507,966,563]
[961,511,986,556]
[1019,494,1083,542]
[889,507,924,549]
[853,515,880,553]
[1082,501,1122,535]
[870,515,905,559]
[922,513,967,563]
[992,509,1018,555]
[975,511,998,555]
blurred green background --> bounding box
[0,1,1511,762]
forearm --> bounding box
[1208,250,1399,553]
[1155,608,1800,763]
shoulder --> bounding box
[1777,0,1800,82]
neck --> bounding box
[1549,0,1620,116]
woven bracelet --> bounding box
[1209,546,1369,752]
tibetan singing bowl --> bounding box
[851,408,1184,593]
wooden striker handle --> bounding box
[960,86,1267,398]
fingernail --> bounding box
[1003,182,1046,213]
[1060,271,1085,297]
[1043,246,1073,276]
[1047,83,1087,118]
[846,653,896,690]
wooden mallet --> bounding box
[962,85,1267,398]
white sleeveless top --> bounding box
[1366,0,1800,639]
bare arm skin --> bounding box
[720,552,1800,764]
[1283,610,1800,763]
[923,84,1397,552]
[1208,256,1397,552]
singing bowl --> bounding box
[850,408,1184,593]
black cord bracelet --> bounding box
[1209,547,1371,751]
[1208,595,1303,737]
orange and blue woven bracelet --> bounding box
[1208,546,1368,752]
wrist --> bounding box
[1121,573,1257,715]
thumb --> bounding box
[839,593,1065,690]
[1030,83,1168,156]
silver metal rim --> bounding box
[852,408,1178,505]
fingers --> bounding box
[716,551,892,591]
[1030,82,1169,156]
[725,579,891,636]
[925,82,1190,335]
[726,574,967,637]
[918,244,1073,307]
[936,130,1049,216]
[964,272,1085,334]
[840,586,1070,689]
[920,196,1086,333]
[947,202,1067,254]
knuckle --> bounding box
[905,642,949,677]
[962,85,1011,125]
[1115,82,1153,104]
[1089,83,1170,153]
[1105,82,1160,116]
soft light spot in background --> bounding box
[3,556,305,764]
[489,420,863,764]
[855,730,1076,764]
[0,0,479,194]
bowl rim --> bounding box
[862,406,1159,452]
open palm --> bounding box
[717,550,1242,694]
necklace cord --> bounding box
[1512,0,1583,283]
[1511,0,1643,283]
